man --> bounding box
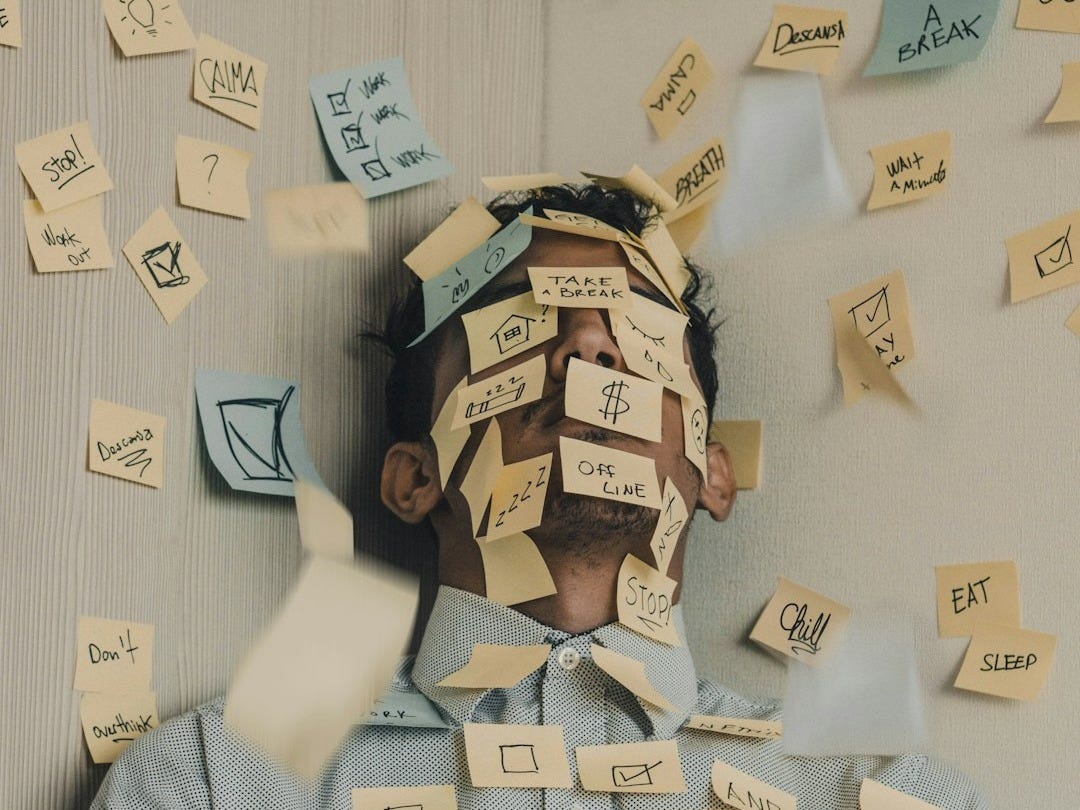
[93,185,984,808]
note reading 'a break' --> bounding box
[864,0,1000,77]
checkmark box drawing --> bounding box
[611,761,661,787]
[848,286,891,339]
[1035,225,1073,278]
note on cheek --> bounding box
[1005,210,1080,303]
[461,292,557,374]
[486,453,552,542]
[176,135,252,219]
[23,197,114,273]
[619,331,698,401]
[575,740,685,793]
[352,785,457,810]
[565,358,664,443]
[935,561,1021,637]
[649,478,687,576]
[476,531,557,606]
[15,121,114,212]
[860,778,943,809]
[685,715,782,739]
[79,691,157,764]
[459,420,503,539]
[617,554,680,646]
[430,376,470,490]
[681,395,708,479]
[749,577,851,666]
[711,761,796,810]
[528,266,631,309]
[73,616,154,692]
[753,5,849,75]
[464,723,572,788]
[613,292,688,350]
[452,354,546,430]
[953,623,1056,701]
[193,34,267,129]
[559,437,661,509]
[87,399,166,488]
[867,131,951,211]
[640,37,715,138]
[123,207,208,324]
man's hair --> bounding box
[369,184,721,444]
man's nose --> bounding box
[548,307,625,382]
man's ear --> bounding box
[380,441,443,524]
[697,441,736,521]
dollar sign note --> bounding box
[599,380,630,424]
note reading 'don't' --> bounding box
[617,554,680,646]
[867,131,951,211]
[576,739,685,793]
[935,560,1021,638]
[87,399,166,488]
[463,722,572,788]
[953,623,1056,701]
[15,121,114,212]
[559,437,662,509]
[565,358,664,443]
[749,577,851,666]
[74,616,154,693]
[640,37,715,139]
[753,4,849,76]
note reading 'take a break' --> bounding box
[15,121,114,212]
[749,577,850,665]
[935,560,1020,638]
[74,615,154,693]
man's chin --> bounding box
[526,491,657,561]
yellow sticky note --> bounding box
[638,219,691,302]
[936,561,1021,638]
[576,740,685,793]
[685,715,782,739]
[559,437,661,509]
[482,172,569,192]
[1016,0,1080,33]
[352,785,457,810]
[79,691,157,764]
[123,207,208,323]
[431,376,470,489]
[437,643,549,689]
[613,292,688,353]
[582,165,678,213]
[954,623,1056,701]
[294,479,354,563]
[476,531,557,606]
[619,243,682,311]
[15,121,114,212]
[681,395,708,479]
[192,33,266,129]
[176,135,252,219]
[1006,210,1080,303]
[708,420,763,490]
[590,644,676,711]
[1067,302,1080,338]
[461,292,557,374]
[102,0,195,56]
[404,197,501,281]
[87,399,165,488]
[528,265,631,309]
[463,723,572,788]
[452,354,546,429]
[459,420,502,538]
[264,183,369,256]
[0,0,22,47]
[711,761,797,810]
[663,204,712,252]
[650,478,687,575]
[640,37,714,139]
[867,131,950,211]
[657,138,727,214]
[565,359,663,443]
[860,778,943,809]
[519,209,632,244]
[486,453,552,542]
[1046,63,1080,123]
[23,197,114,273]
[753,5,849,75]
[73,616,154,692]
[617,554,680,646]
[749,577,851,665]
[619,331,698,401]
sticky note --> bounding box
[224,554,418,778]
[404,197,501,281]
[657,138,727,214]
[576,740,685,793]
[360,691,453,729]
[1017,0,1080,32]
[638,219,691,302]
[0,0,22,47]
[559,437,661,509]
[936,561,1021,637]
[309,57,452,198]
[194,368,323,496]
[176,135,252,219]
[79,691,157,764]
[708,420,763,490]
[461,293,557,374]
[954,623,1056,701]
[431,376,470,489]
[463,723,572,788]
[582,165,678,212]
[459,419,502,538]
[867,131,951,211]
[352,784,457,810]
[486,453,552,542]
[617,554,679,646]
[102,0,195,56]
[650,478,687,575]
[1067,302,1080,338]
[263,183,369,256]
[618,331,698,401]
[123,207,207,323]
[15,121,113,212]
[1005,210,1080,303]
[749,577,851,665]
[754,5,849,75]
[294,479,354,563]
[528,265,631,309]
[681,395,709,479]
[565,359,663,443]
[87,399,166,488]
[685,715,782,739]
[620,243,681,310]
[476,531,557,606]
[663,204,712,253]
[860,778,944,809]
[452,354,546,430]
[590,644,676,711]
[437,643,549,689]
[193,34,266,129]
[864,0,1001,77]
[1045,63,1080,123]
[74,616,154,692]
[711,761,796,810]
[640,37,715,138]
[613,292,689,352]
[482,172,569,192]
[23,197,113,273]
[519,209,633,244]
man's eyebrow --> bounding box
[628,284,680,312]
[456,278,535,315]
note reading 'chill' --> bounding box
[749,577,851,665]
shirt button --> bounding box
[557,647,580,671]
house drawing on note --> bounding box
[491,313,535,354]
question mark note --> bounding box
[175,135,252,220]
[201,153,220,194]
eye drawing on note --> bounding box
[216,386,296,483]
[1035,225,1072,278]
[499,744,539,774]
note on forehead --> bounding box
[431,376,470,489]
[936,560,1020,638]
[559,437,661,509]
[80,691,157,764]
[528,266,630,308]
[193,34,266,129]
[640,37,715,139]
[102,0,195,56]
[23,197,113,273]
[463,723,572,788]
[15,121,113,212]
[867,131,951,211]
[294,479,354,563]
[452,354,545,430]
[754,5,849,75]
[565,359,663,443]
[264,183,370,256]
[1017,0,1080,32]
[477,531,557,605]
[87,399,166,488]
[639,219,690,301]
[309,57,452,198]
[620,242,681,310]
[482,172,569,192]
[352,784,457,810]
[576,740,685,793]
[1045,63,1080,123]
[864,0,1001,77]
[437,643,549,689]
[74,616,154,692]
[123,207,208,323]
[860,778,944,809]
[1006,210,1080,303]
[750,577,851,665]
[405,197,500,281]
[711,761,796,810]
[518,210,632,244]
[658,138,727,215]
[486,453,552,542]
[617,554,679,645]
[685,715,782,739]
[461,293,557,374]
[224,554,418,778]
[650,478,687,575]
[954,623,1056,701]
[681,394,709,479]
[590,644,676,711]
[458,419,502,538]
[0,1,22,47]
[708,420,762,490]
[176,135,252,219]
[582,165,678,213]
[1068,303,1080,338]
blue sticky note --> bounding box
[864,0,1001,77]
[360,691,452,729]
[194,368,323,496]
[309,58,453,198]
